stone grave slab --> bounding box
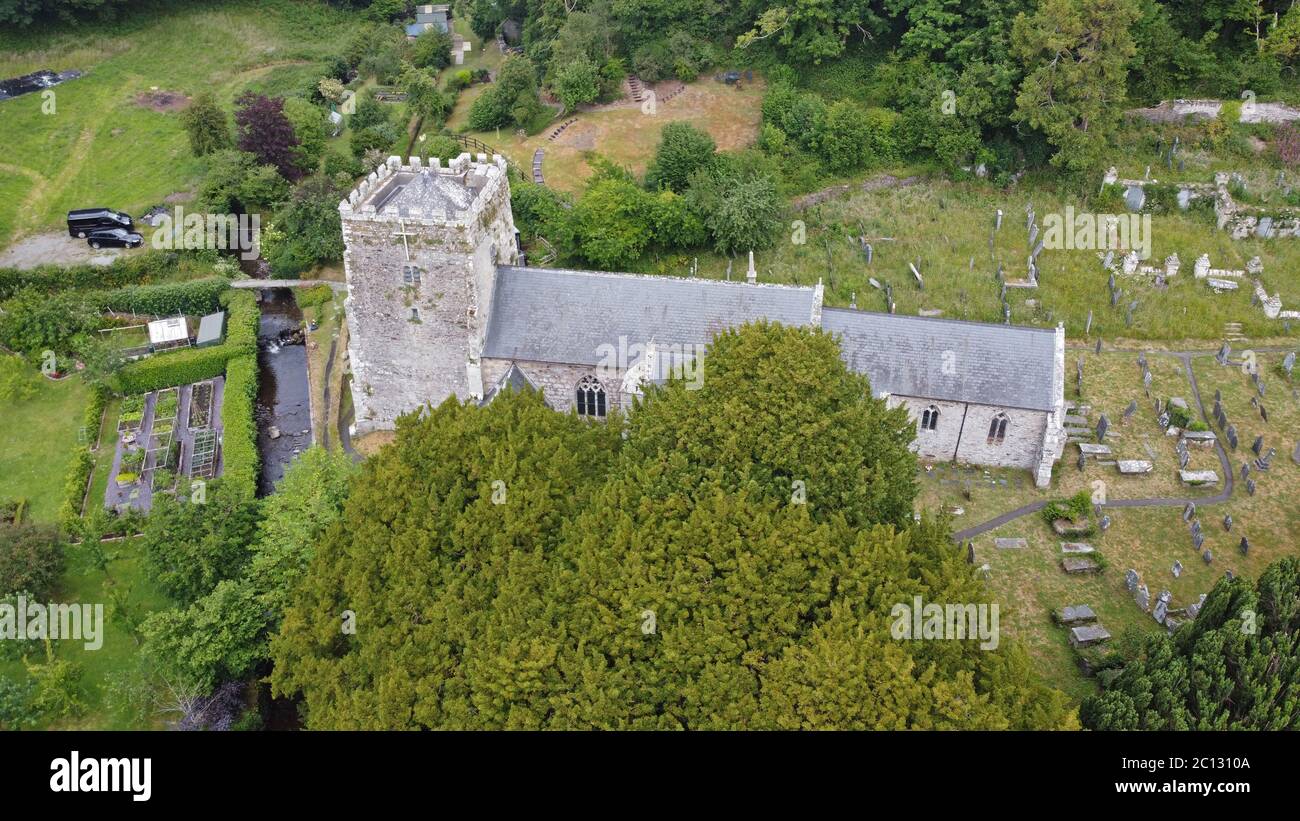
[1069,624,1112,648]
[1061,542,1095,554]
[995,538,1028,550]
[1180,470,1219,485]
[1056,605,1098,626]
[1117,460,1154,475]
[1062,557,1101,575]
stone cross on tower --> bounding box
[392,219,421,261]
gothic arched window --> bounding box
[987,412,1009,445]
[921,405,940,431]
[575,375,607,418]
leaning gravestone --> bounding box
[1183,502,1196,521]
[1136,584,1150,612]
[1096,415,1109,442]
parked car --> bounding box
[85,228,143,249]
[67,208,134,238]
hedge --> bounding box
[57,445,95,535]
[82,384,108,446]
[109,290,258,395]
[92,277,230,317]
[0,250,224,301]
[221,354,260,500]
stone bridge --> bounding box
[229,279,347,291]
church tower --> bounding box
[339,153,519,434]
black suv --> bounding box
[85,228,143,249]
[67,208,134,238]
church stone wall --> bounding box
[890,395,1048,472]
[341,154,517,433]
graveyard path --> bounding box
[953,349,1238,542]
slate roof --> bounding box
[821,307,1058,411]
[481,266,1059,412]
[480,362,537,405]
[482,266,820,365]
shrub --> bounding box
[93,277,229,317]
[221,355,260,500]
[0,522,65,599]
[296,283,334,310]
[57,447,95,535]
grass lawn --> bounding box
[0,374,89,523]
[0,0,358,247]
[85,396,123,516]
[303,290,346,449]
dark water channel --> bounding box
[255,288,311,496]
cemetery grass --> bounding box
[0,374,89,523]
[0,0,356,247]
[963,350,1300,702]
[630,172,1300,342]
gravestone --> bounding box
[1062,556,1100,574]
[1261,405,1268,423]
[1182,502,1196,522]
[1240,537,1250,556]
[1153,591,1170,623]
[1284,351,1295,377]
[1252,436,1264,457]
[1095,338,1103,355]
[1135,584,1150,611]
[995,538,1028,550]
[1061,542,1095,554]
[1125,568,1139,592]
[1247,478,1256,495]
[1143,371,1152,391]
[1172,560,1183,578]
[995,209,1003,231]
[1223,514,1232,532]
[1179,449,1190,469]
[1057,605,1097,626]
[1226,426,1238,450]
[1241,463,1250,481]
[1086,310,1093,336]
[1192,531,1204,550]
[1125,185,1146,212]
[1100,515,1111,532]
[1096,415,1109,442]
[1202,549,1213,564]
[967,542,975,564]
[1216,342,1231,366]
[1293,440,1300,465]
[1069,624,1111,648]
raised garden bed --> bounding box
[154,388,179,421]
[190,381,214,429]
[118,394,146,432]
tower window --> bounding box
[575,375,607,418]
[402,265,422,285]
[987,412,1009,445]
[921,405,939,431]
[409,307,420,322]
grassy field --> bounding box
[444,35,765,195]
[0,0,358,247]
[0,374,89,523]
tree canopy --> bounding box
[270,322,1075,729]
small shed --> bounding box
[195,311,226,348]
[147,316,190,351]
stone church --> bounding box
[339,154,1067,486]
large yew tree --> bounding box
[271,322,1075,729]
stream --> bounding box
[254,288,311,496]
